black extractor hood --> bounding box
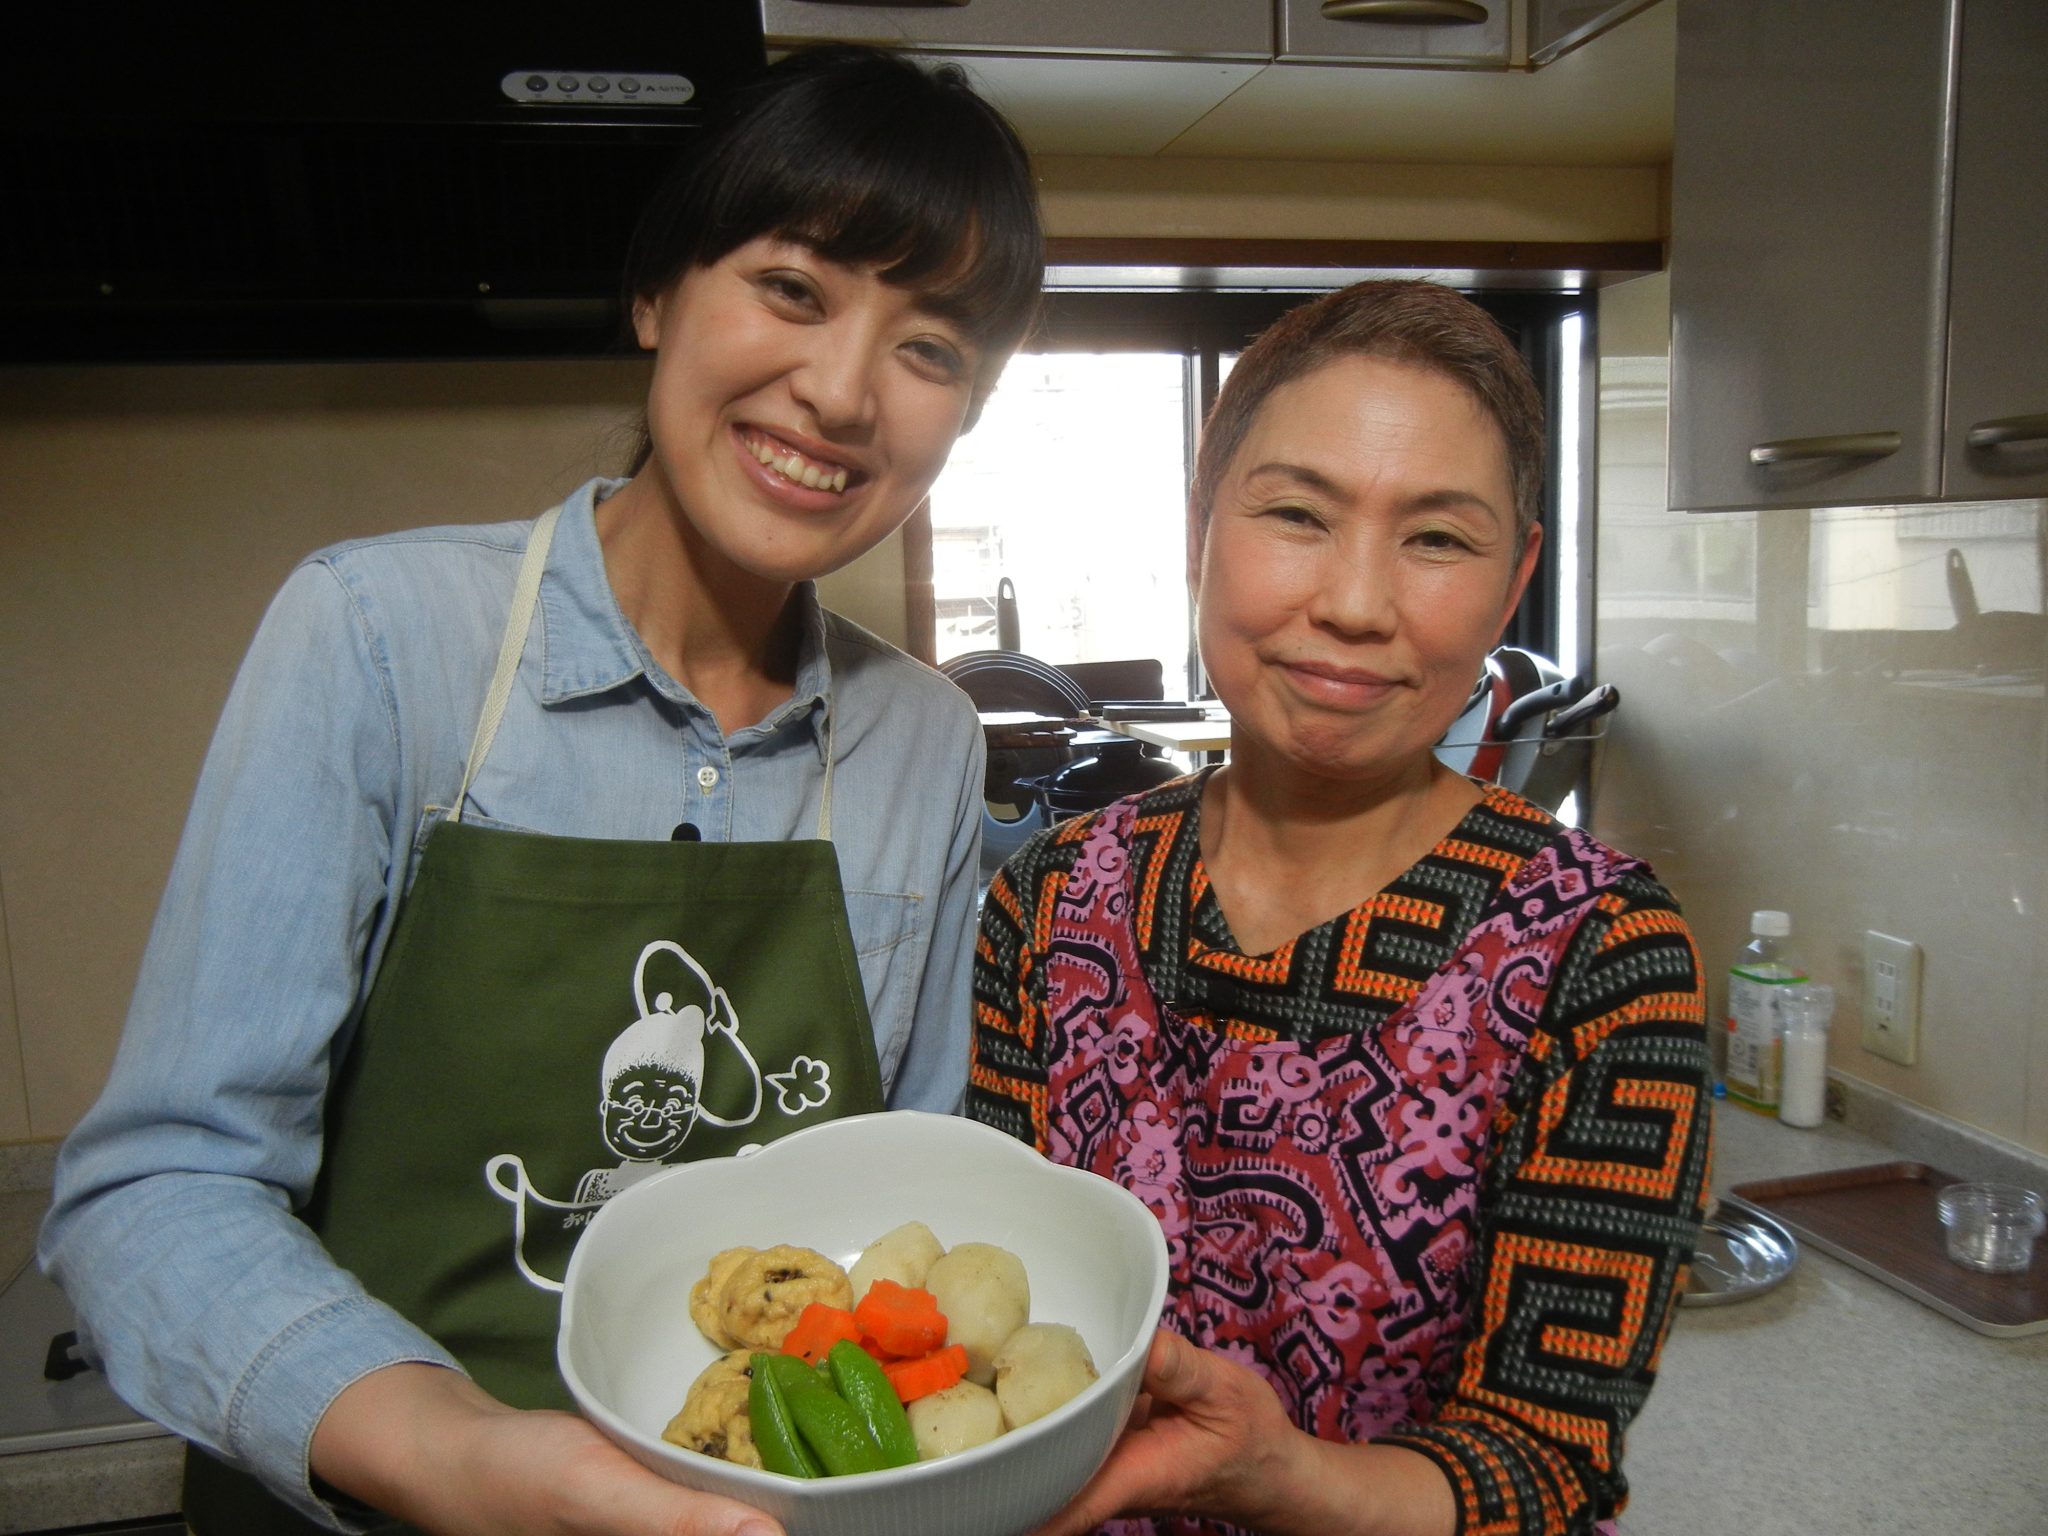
[3,3,766,363]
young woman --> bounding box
[42,45,1041,1536]
[971,281,1710,1536]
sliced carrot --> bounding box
[882,1344,969,1404]
[857,1333,905,1363]
[853,1279,948,1358]
[778,1302,863,1365]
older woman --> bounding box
[969,281,1709,1536]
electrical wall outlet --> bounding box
[1862,931,1922,1065]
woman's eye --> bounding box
[902,336,967,380]
[1266,504,1322,528]
[1411,528,1472,554]
[760,272,820,311]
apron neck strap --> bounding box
[451,506,562,825]
[450,506,839,841]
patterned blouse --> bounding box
[968,772,1710,1536]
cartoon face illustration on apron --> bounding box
[185,507,886,1534]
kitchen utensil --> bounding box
[1020,734,1185,821]
[995,578,1020,654]
[557,1111,1169,1536]
[940,650,1091,718]
[1681,1202,1799,1306]
[1936,1182,2045,1274]
[1433,648,1614,813]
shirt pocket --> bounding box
[841,888,926,1087]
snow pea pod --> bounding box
[761,1355,888,1477]
[827,1340,919,1468]
[748,1352,822,1478]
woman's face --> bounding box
[632,236,983,584]
[1194,354,1541,785]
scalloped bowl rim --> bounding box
[557,1110,1170,1507]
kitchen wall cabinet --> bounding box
[758,0,1271,61]
[1667,0,2048,513]
[1527,0,1659,65]
[1274,0,1509,69]
[1942,0,2048,502]
[763,0,1648,71]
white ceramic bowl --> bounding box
[559,1111,1169,1536]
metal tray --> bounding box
[1681,1202,1799,1306]
[1729,1162,2048,1337]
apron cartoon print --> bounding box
[485,935,843,1290]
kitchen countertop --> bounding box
[1617,1101,2048,1535]
[0,1163,181,1536]
[2,1101,2045,1535]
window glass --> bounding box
[928,352,1194,699]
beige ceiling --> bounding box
[927,0,1675,166]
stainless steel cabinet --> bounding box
[1274,0,1510,68]
[1668,0,2048,512]
[1668,0,1954,512]
[1943,0,2048,502]
[759,0,1270,60]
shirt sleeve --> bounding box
[38,558,461,1532]
[964,829,1066,1150]
[1376,870,1712,1536]
[884,703,987,1115]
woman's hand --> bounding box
[1031,1331,1456,1536]
[1030,1330,1304,1535]
[311,1363,781,1536]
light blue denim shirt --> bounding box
[39,477,985,1527]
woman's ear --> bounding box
[1498,522,1545,635]
[631,292,664,352]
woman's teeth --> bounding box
[749,435,848,493]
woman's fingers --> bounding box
[1030,1331,1310,1536]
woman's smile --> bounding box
[1273,655,1407,710]
[734,423,860,500]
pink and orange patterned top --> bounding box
[968,773,1711,1536]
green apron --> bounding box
[186,507,885,1534]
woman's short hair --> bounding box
[1190,280,1545,545]
[622,44,1043,378]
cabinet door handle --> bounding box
[1749,431,1904,466]
[1321,0,1490,23]
[1966,413,2048,450]
[789,1,970,7]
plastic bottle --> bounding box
[1725,911,1807,1111]
[1777,983,1834,1129]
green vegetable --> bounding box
[761,1354,887,1477]
[827,1340,919,1468]
[748,1352,822,1478]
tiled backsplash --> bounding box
[1593,272,2048,1155]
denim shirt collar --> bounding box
[536,476,833,760]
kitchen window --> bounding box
[913,284,1587,696]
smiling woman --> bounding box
[971,281,1711,1536]
[39,43,1043,1536]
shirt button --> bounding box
[696,765,720,791]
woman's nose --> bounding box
[1305,543,1398,638]
[792,323,881,434]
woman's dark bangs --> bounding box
[720,102,1040,348]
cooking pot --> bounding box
[1020,733,1184,821]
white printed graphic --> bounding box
[485,938,832,1290]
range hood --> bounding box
[3,3,765,363]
